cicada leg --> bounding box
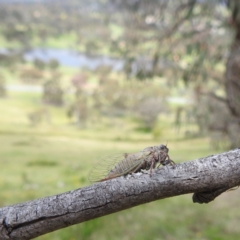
[157,154,175,168]
[149,158,156,176]
[156,152,167,168]
[168,156,175,166]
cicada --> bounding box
[88,144,175,183]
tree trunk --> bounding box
[225,0,240,147]
[1,148,240,239]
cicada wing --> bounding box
[88,151,149,183]
[88,153,128,183]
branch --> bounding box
[1,149,240,239]
[200,91,227,103]
[158,0,197,41]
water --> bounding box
[24,48,124,70]
[3,48,188,104]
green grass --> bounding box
[3,131,234,240]
[0,88,239,240]
[33,32,78,49]
[0,31,78,50]
[0,35,21,48]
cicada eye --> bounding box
[159,144,169,152]
[159,144,165,150]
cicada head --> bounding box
[158,144,169,153]
[157,144,175,166]
[152,144,172,166]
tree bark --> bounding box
[1,148,240,239]
[224,0,240,147]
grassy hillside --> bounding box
[0,90,240,240]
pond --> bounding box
[24,48,124,70]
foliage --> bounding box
[28,107,51,126]
[19,66,44,84]
[0,1,239,147]
[67,92,89,127]
[0,52,24,67]
[65,73,169,131]
[103,0,240,148]
[0,74,7,98]
[48,59,59,70]
[42,78,64,106]
[33,58,46,70]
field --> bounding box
[1,89,240,240]
[0,1,239,239]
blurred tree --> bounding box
[71,73,87,90]
[67,74,89,127]
[0,52,24,68]
[107,0,240,148]
[42,78,64,106]
[85,40,99,55]
[28,107,51,126]
[92,77,168,130]
[1,18,32,48]
[19,67,44,84]
[1,0,239,146]
[0,75,7,98]
[33,58,46,70]
[48,59,60,70]
[135,97,166,129]
[67,92,89,127]
[0,53,12,67]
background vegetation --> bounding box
[0,0,240,239]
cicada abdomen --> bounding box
[88,151,151,183]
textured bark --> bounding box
[1,148,240,239]
[223,1,240,147]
